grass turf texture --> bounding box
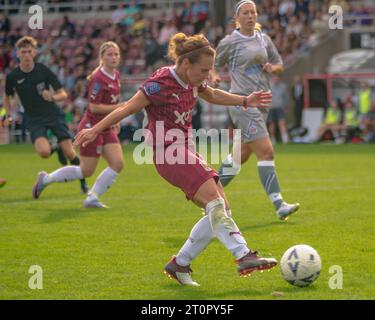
[0,143,374,300]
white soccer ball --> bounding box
[280,244,322,287]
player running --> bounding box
[32,41,124,208]
[210,0,300,220]
[74,32,277,286]
[4,36,88,194]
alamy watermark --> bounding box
[28,5,43,30]
[131,122,242,174]
[328,265,343,289]
[28,265,43,290]
[328,5,344,30]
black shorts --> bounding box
[27,114,72,144]
[267,108,286,124]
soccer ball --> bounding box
[280,244,322,287]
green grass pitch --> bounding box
[0,143,374,300]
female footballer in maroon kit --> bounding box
[32,42,124,208]
[74,33,277,285]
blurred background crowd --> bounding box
[0,0,374,144]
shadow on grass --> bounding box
[265,283,320,300]
[150,283,267,300]
[0,193,74,205]
[240,220,295,232]
[152,282,320,300]
[161,221,293,248]
[161,237,185,249]
[40,207,103,223]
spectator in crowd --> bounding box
[59,15,76,38]
[358,82,372,120]
[121,0,141,27]
[144,31,161,72]
[291,75,304,129]
[362,100,375,143]
[132,12,146,36]
[180,2,193,27]
[342,100,360,143]
[268,75,290,144]
[111,3,126,25]
[315,99,342,142]
[0,12,11,33]
[157,18,178,56]
[192,0,209,33]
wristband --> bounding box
[242,96,248,108]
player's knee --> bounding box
[62,149,76,161]
[205,189,222,204]
[81,167,95,178]
[241,151,251,163]
[260,148,274,160]
[240,145,251,163]
[38,149,51,158]
[110,161,123,173]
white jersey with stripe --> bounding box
[215,29,282,96]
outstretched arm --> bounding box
[74,90,149,147]
[198,86,272,109]
[89,102,124,115]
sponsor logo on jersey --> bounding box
[174,110,193,125]
[36,82,46,95]
[171,93,180,100]
[144,82,161,96]
[17,78,25,84]
[110,94,120,103]
[91,82,102,99]
[249,124,258,135]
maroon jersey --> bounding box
[140,67,207,147]
[85,67,121,123]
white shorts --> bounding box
[229,106,269,143]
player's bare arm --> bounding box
[74,90,149,147]
[198,86,272,109]
[262,63,284,75]
[41,88,68,102]
[89,102,125,115]
[2,94,18,126]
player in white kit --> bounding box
[211,0,300,220]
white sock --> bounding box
[43,166,83,185]
[206,198,249,259]
[282,133,289,143]
[90,167,118,197]
[176,215,214,267]
[222,154,241,176]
